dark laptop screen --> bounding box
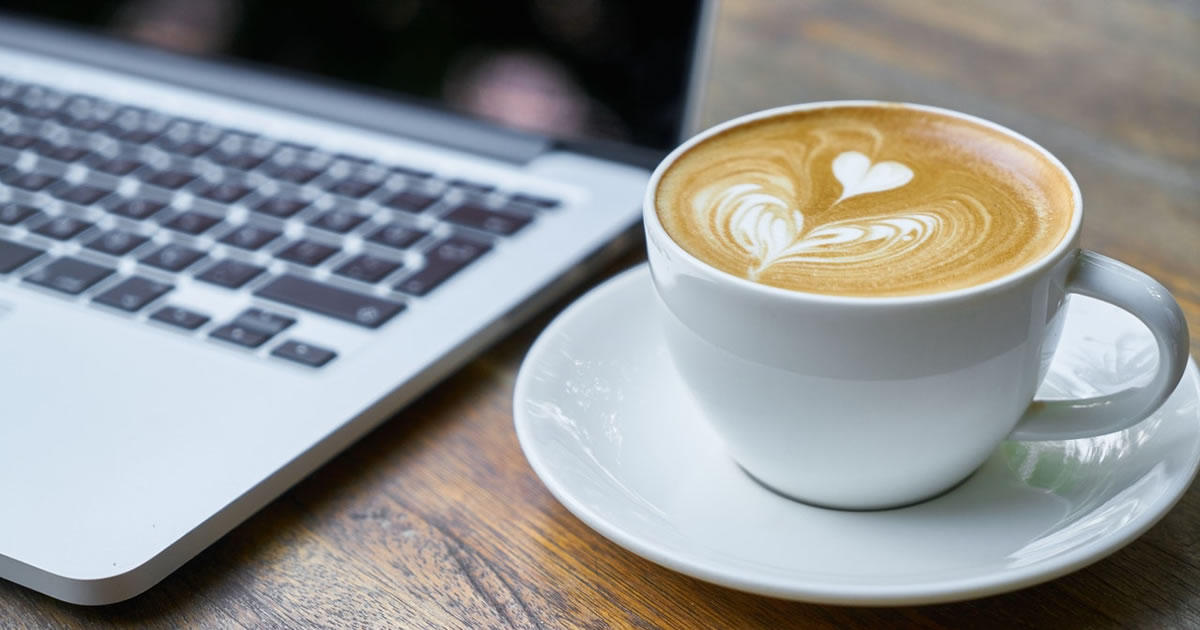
[0,0,703,151]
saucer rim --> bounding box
[513,264,1200,605]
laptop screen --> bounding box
[0,1,704,152]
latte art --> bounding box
[656,105,1074,296]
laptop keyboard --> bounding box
[0,77,561,368]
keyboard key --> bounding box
[3,171,58,191]
[447,178,495,194]
[142,169,197,190]
[141,244,206,272]
[150,305,210,330]
[395,236,491,296]
[86,230,150,256]
[92,276,173,312]
[195,181,253,204]
[0,204,41,226]
[33,141,90,163]
[366,223,427,250]
[327,178,378,198]
[0,238,43,273]
[196,259,265,289]
[276,239,338,267]
[255,274,404,328]
[264,163,322,184]
[56,96,118,131]
[390,165,433,180]
[381,190,439,213]
[254,197,309,218]
[335,254,402,283]
[23,256,114,295]
[0,133,37,149]
[210,323,272,349]
[163,211,222,236]
[442,202,532,235]
[55,184,112,206]
[509,193,561,209]
[87,155,144,176]
[32,216,94,241]
[220,223,280,251]
[309,208,367,234]
[272,339,337,368]
[108,198,167,221]
[233,307,296,335]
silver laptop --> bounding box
[0,1,715,604]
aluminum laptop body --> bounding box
[0,2,716,604]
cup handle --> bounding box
[1009,249,1191,441]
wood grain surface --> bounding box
[3,0,1198,628]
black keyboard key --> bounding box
[309,208,367,234]
[390,166,433,180]
[327,178,378,198]
[87,155,144,176]
[141,244,206,272]
[233,307,295,335]
[276,239,338,267]
[395,236,491,296]
[23,256,114,295]
[207,134,273,169]
[264,163,322,184]
[335,254,401,283]
[447,178,495,194]
[272,340,336,368]
[3,171,58,191]
[92,276,173,312]
[150,305,210,330]
[0,133,37,150]
[55,184,112,206]
[142,169,197,190]
[86,230,150,256]
[108,198,167,221]
[196,259,265,289]
[255,274,404,328]
[195,181,253,204]
[57,96,118,131]
[163,211,222,236]
[32,216,94,241]
[509,193,561,209]
[254,197,309,218]
[0,238,43,273]
[366,223,427,250]
[0,204,41,226]
[10,86,66,118]
[443,202,532,235]
[220,223,280,251]
[381,190,439,213]
[210,323,272,349]
[33,141,90,163]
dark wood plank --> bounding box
[1,0,1196,627]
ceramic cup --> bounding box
[644,102,1190,510]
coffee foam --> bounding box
[655,105,1075,297]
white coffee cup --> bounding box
[644,102,1190,510]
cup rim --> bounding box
[643,100,1084,305]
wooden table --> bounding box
[3,1,1197,627]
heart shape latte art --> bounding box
[716,151,933,277]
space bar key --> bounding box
[254,274,405,329]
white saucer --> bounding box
[513,265,1200,606]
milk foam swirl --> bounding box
[656,106,1073,297]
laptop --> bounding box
[0,1,715,604]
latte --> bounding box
[654,105,1075,297]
